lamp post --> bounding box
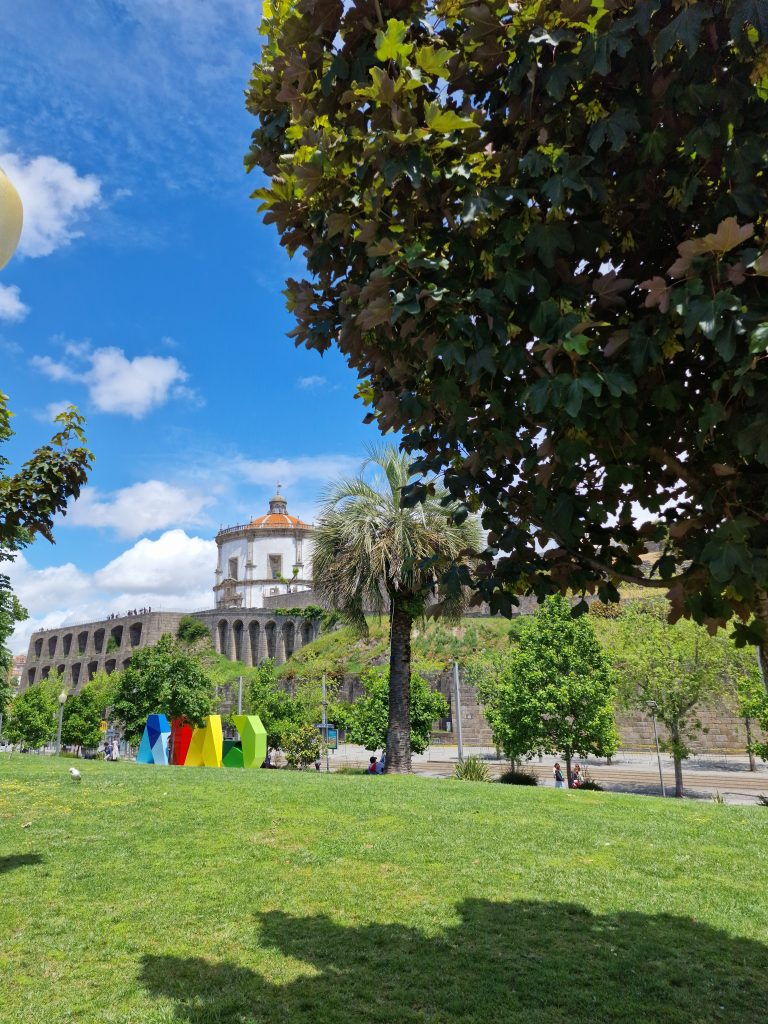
[646,699,666,798]
[55,690,68,756]
[0,166,23,270]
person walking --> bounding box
[553,762,565,788]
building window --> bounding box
[269,554,282,580]
[228,557,239,580]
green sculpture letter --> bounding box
[232,714,267,769]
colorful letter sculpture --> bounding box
[136,714,171,765]
[232,714,267,769]
[170,718,194,765]
[183,714,223,768]
[222,740,244,768]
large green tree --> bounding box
[246,658,315,753]
[247,1,768,680]
[5,682,56,750]
[473,595,618,787]
[311,445,481,772]
[112,635,214,745]
[334,666,449,754]
[61,686,104,754]
[607,601,731,796]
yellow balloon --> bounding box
[0,166,23,270]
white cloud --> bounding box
[7,530,216,653]
[234,455,361,490]
[0,283,28,322]
[297,375,327,391]
[66,481,214,539]
[33,400,76,423]
[31,342,191,418]
[0,149,101,257]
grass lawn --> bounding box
[1,756,767,1024]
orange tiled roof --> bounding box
[249,512,312,530]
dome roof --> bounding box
[249,511,312,530]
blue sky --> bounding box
[1,0,382,650]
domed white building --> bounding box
[213,490,313,609]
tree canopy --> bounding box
[333,666,449,754]
[472,595,618,785]
[247,1,768,674]
[112,635,214,744]
[61,686,104,752]
[0,392,91,678]
[5,681,56,749]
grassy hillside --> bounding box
[1,756,767,1023]
[279,616,516,682]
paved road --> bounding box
[330,744,768,804]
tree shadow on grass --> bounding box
[140,898,768,1024]
[0,852,43,874]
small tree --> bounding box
[112,635,213,745]
[61,687,103,755]
[714,638,768,770]
[338,667,448,755]
[611,602,729,797]
[5,683,56,750]
[176,616,212,645]
[474,596,618,787]
[246,659,309,753]
[281,721,323,769]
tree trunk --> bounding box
[673,754,684,798]
[565,750,573,789]
[745,716,756,772]
[386,598,413,773]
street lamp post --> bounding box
[646,699,666,798]
[55,690,68,756]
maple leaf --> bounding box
[639,276,671,313]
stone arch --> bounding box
[129,622,142,647]
[87,661,99,681]
[233,620,244,663]
[63,633,73,655]
[283,621,296,660]
[47,635,58,657]
[77,631,89,655]
[217,619,230,657]
[264,621,277,661]
[34,637,43,658]
[110,625,123,648]
[122,657,132,670]
[300,620,314,647]
[248,621,261,666]
[71,663,81,687]
[105,659,116,674]
[27,667,36,686]
[57,663,66,679]
[41,666,51,680]
[94,627,105,653]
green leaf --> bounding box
[375,19,413,63]
[749,322,768,353]
[564,379,584,418]
[654,4,712,61]
[524,223,574,268]
[424,103,476,132]
[415,45,454,77]
[729,0,768,42]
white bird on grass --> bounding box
[68,767,81,782]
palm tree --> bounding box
[312,445,482,772]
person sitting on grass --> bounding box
[368,756,378,774]
[572,764,583,788]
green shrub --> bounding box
[454,756,489,782]
[498,769,537,786]
[578,779,604,792]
